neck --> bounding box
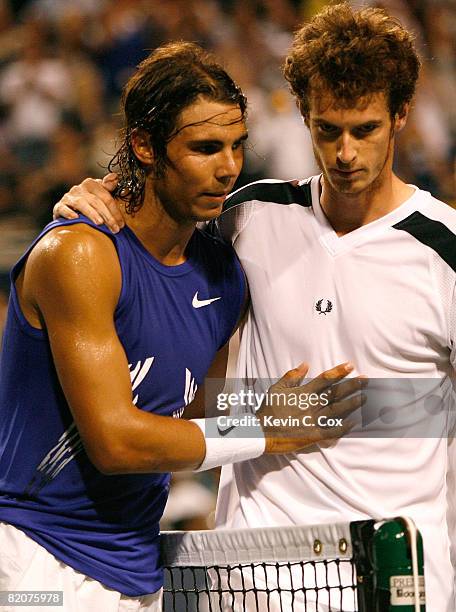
[320,169,415,237]
[124,193,195,266]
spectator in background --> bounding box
[53,8,104,129]
[16,119,89,226]
[0,18,71,168]
[365,0,456,202]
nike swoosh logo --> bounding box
[217,424,236,437]
[192,292,222,308]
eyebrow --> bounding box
[312,118,383,126]
[187,132,249,146]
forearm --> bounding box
[91,407,266,474]
[86,407,207,474]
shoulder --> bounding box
[26,222,121,302]
[207,177,314,244]
[29,222,118,270]
[424,193,456,232]
[224,177,313,210]
[393,188,456,234]
[393,189,456,272]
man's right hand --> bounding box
[53,174,125,233]
[261,362,367,453]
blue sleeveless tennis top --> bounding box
[0,217,245,595]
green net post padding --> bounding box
[351,518,426,611]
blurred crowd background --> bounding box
[0,0,455,529]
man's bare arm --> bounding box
[21,224,207,474]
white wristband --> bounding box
[191,417,265,472]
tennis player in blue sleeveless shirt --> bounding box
[0,42,361,611]
[0,43,250,608]
[0,213,245,596]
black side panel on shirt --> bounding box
[223,180,313,211]
[393,211,456,273]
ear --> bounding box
[394,103,410,133]
[130,128,154,165]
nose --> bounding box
[215,149,241,185]
[337,132,357,166]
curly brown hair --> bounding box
[108,42,247,215]
[283,2,420,119]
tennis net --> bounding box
[161,516,425,611]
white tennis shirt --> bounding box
[213,175,456,611]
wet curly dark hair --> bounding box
[283,2,420,119]
[108,42,247,215]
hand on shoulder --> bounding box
[52,174,125,234]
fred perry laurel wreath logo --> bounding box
[316,299,333,315]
